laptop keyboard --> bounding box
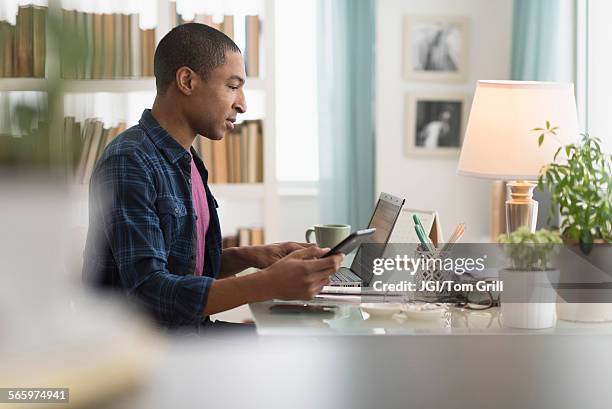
[330,268,360,283]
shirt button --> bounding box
[184,153,191,160]
[174,207,178,213]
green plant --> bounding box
[534,122,612,252]
[497,227,562,271]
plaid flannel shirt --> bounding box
[83,109,222,328]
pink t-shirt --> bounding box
[190,158,210,276]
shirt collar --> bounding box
[139,109,191,164]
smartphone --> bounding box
[269,304,336,314]
[322,228,376,258]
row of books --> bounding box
[171,9,261,77]
[196,120,264,184]
[61,10,155,79]
[0,6,46,78]
[222,227,265,248]
[64,116,126,184]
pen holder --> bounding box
[412,246,456,302]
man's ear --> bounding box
[175,66,197,96]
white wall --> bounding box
[375,0,513,242]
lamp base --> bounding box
[505,180,538,233]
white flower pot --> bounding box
[556,303,612,322]
[499,269,559,329]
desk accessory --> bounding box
[457,81,579,234]
[390,208,444,246]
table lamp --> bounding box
[457,81,579,234]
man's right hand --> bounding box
[261,246,344,300]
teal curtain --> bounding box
[511,0,564,229]
[317,0,376,229]
[511,0,562,80]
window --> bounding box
[275,0,319,182]
[577,0,612,152]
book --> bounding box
[240,123,249,182]
[82,120,104,184]
[256,123,264,182]
[140,28,155,77]
[32,6,46,78]
[64,116,74,170]
[245,15,260,77]
[169,2,178,28]
[0,22,13,76]
[113,14,123,77]
[92,13,104,78]
[211,137,228,183]
[246,121,259,183]
[72,120,82,168]
[84,12,94,79]
[197,136,214,175]
[130,14,140,78]
[222,15,234,39]
[238,228,251,246]
[250,228,264,245]
[233,127,243,183]
[122,14,130,78]
[16,6,33,77]
[102,14,114,78]
[75,118,94,183]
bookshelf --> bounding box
[0,0,279,243]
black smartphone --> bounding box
[322,228,376,258]
[269,304,336,314]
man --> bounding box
[83,24,342,329]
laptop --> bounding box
[327,192,405,287]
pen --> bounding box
[414,224,434,252]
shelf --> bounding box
[1,77,264,93]
[62,78,157,93]
[0,78,47,92]
[209,183,265,199]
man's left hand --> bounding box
[252,242,315,269]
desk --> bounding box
[250,300,612,336]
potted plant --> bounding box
[535,122,612,322]
[497,227,562,329]
[534,122,612,253]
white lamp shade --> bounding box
[457,81,580,180]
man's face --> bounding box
[187,51,247,140]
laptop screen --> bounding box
[350,192,404,285]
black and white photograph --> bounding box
[403,16,469,82]
[405,94,468,156]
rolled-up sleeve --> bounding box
[91,153,212,326]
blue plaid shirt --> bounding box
[83,109,222,328]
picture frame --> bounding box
[404,93,469,157]
[403,16,470,82]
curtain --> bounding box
[511,0,562,81]
[317,0,375,229]
[511,0,564,229]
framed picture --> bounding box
[403,16,469,82]
[405,93,469,157]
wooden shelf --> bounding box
[0,78,47,92]
[1,77,263,93]
[62,78,156,93]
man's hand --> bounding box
[251,242,315,269]
[260,246,343,300]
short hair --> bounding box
[154,23,241,94]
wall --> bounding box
[376,0,514,242]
